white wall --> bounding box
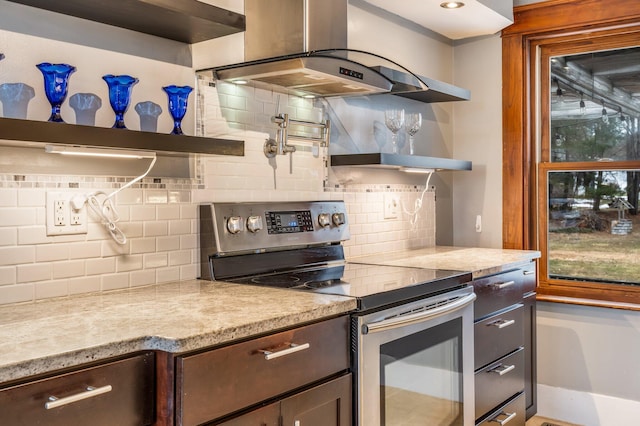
[452,35,503,248]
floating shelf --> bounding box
[0,117,244,157]
[6,0,246,43]
[330,153,471,171]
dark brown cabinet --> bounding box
[472,262,536,425]
[216,374,351,426]
[0,352,155,426]
[175,315,351,426]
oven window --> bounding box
[380,318,463,426]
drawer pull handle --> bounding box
[489,411,517,425]
[45,385,112,410]
[523,270,535,276]
[489,364,515,376]
[260,343,310,360]
[489,319,516,329]
[491,280,515,289]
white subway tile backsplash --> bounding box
[0,283,34,304]
[157,236,180,252]
[17,190,45,207]
[0,228,17,246]
[35,280,68,300]
[17,226,49,245]
[53,260,86,280]
[130,238,157,254]
[0,208,36,227]
[144,221,168,237]
[86,257,116,276]
[101,273,130,291]
[0,246,36,266]
[116,255,143,272]
[130,205,157,221]
[157,205,181,220]
[68,276,101,295]
[69,241,102,259]
[17,262,51,283]
[36,244,70,262]
[129,270,155,288]
[169,250,191,266]
[0,267,16,286]
[0,189,17,207]
[156,266,180,283]
[146,190,168,204]
[144,253,168,269]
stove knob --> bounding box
[246,215,263,233]
[332,212,346,226]
[226,216,243,234]
[318,213,331,227]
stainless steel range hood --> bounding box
[199,0,469,102]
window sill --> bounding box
[536,294,640,311]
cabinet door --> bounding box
[215,402,280,426]
[280,374,351,426]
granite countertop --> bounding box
[349,246,541,279]
[0,246,539,384]
[0,280,357,384]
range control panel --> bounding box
[266,210,314,234]
[200,201,350,256]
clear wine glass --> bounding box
[384,109,405,153]
[405,112,422,155]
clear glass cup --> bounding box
[405,112,422,155]
[384,109,405,153]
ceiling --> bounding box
[361,0,514,40]
[551,47,640,121]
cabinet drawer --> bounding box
[0,352,155,426]
[475,304,524,370]
[473,266,535,321]
[475,348,524,420]
[177,316,349,426]
[476,392,525,426]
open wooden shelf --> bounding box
[0,117,244,156]
[6,0,246,43]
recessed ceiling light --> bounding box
[440,2,465,9]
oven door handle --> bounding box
[362,292,476,334]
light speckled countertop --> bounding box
[0,280,356,383]
[349,246,540,279]
[0,247,539,384]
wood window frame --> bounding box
[502,0,640,309]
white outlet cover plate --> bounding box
[46,192,88,236]
[383,194,399,219]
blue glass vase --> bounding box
[163,85,192,135]
[36,62,76,122]
[102,74,138,129]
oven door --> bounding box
[354,286,476,426]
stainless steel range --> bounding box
[199,201,476,426]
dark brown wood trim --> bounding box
[503,0,640,36]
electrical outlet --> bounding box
[475,215,482,233]
[383,194,399,219]
[46,192,88,236]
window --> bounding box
[502,1,640,307]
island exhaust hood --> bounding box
[200,0,469,102]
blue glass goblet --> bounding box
[162,85,193,135]
[36,63,76,122]
[102,74,138,129]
